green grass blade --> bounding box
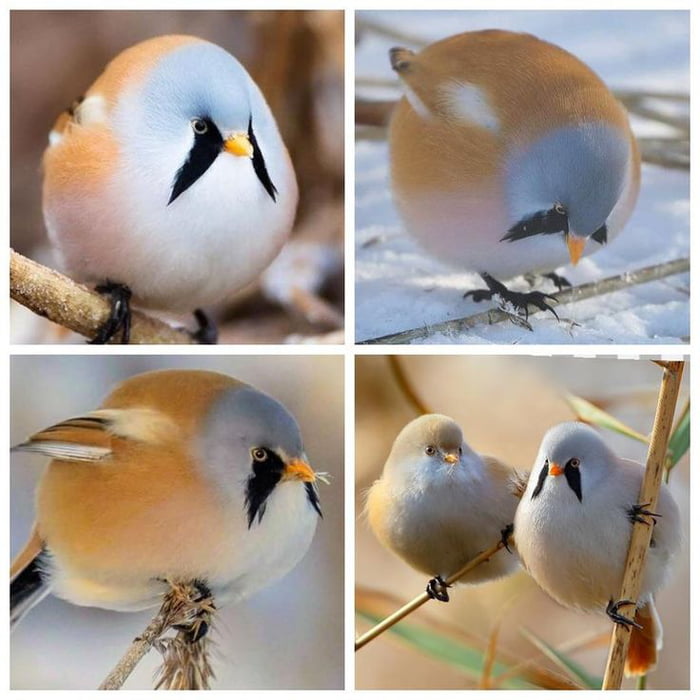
[666,400,689,469]
[520,627,602,689]
[356,610,534,689]
[565,394,648,444]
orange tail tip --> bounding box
[625,601,662,677]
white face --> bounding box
[388,414,472,480]
[115,41,280,209]
[529,422,616,503]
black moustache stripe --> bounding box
[248,115,278,202]
[565,462,583,502]
[501,207,569,243]
[245,450,284,528]
[305,482,323,518]
[591,223,608,245]
[531,461,549,500]
[169,117,223,205]
[244,452,323,527]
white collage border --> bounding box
[3,0,696,696]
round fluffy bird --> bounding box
[366,414,520,601]
[10,370,322,629]
[388,30,640,317]
[513,422,681,676]
[43,36,298,343]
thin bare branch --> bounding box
[10,250,195,344]
[99,581,215,690]
[355,537,508,651]
[387,356,432,414]
[601,361,685,689]
[359,258,689,345]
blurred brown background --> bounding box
[355,356,689,690]
[11,10,344,343]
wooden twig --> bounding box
[10,250,195,344]
[99,606,173,690]
[359,258,689,344]
[387,355,432,414]
[100,581,215,690]
[601,361,685,689]
[355,537,508,651]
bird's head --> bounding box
[529,421,616,504]
[196,385,322,528]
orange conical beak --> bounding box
[282,458,317,483]
[549,462,564,477]
[566,234,586,266]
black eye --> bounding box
[458,447,463,455]
[425,445,436,456]
[192,118,209,135]
[569,457,580,468]
[252,447,269,462]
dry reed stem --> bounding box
[359,257,689,344]
[355,537,508,651]
[99,581,215,690]
[387,355,432,414]
[601,361,684,689]
[10,250,194,344]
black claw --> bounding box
[500,523,514,553]
[89,282,132,344]
[191,309,219,344]
[172,579,214,643]
[627,502,662,526]
[174,619,210,643]
[463,273,559,323]
[191,579,212,601]
[542,272,572,291]
[606,599,642,630]
[426,576,450,603]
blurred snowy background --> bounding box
[11,356,344,689]
[355,356,689,689]
[355,11,689,343]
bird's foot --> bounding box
[426,576,451,603]
[191,309,219,344]
[542,271,571,291]
[606,599,642,630]
[174,580,215,643]
[627,502,661,526]
[464,273,559,322]
[89,282,132,344]
[500,523,514,553]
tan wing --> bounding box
[12,408,176,462]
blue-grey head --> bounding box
[196,385,322,528]
[529,422,617,505]
[502,123,632,265]
[118,38,278,206]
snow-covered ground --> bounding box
[355,11,689,344]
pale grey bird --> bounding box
[366,414,520,602]
[43,36,298,342]
[513,422,681,676]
